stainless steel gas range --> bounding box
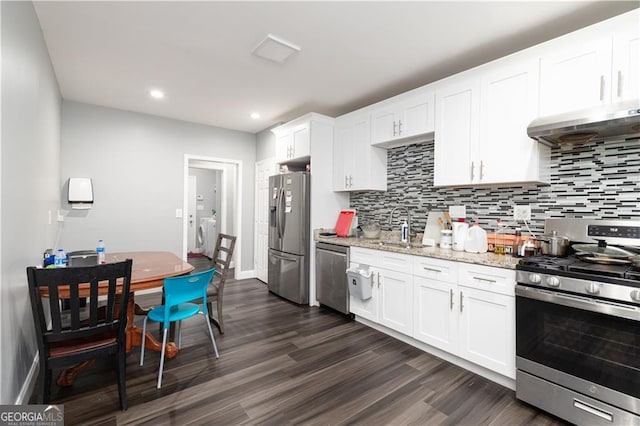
[515,219,640,425]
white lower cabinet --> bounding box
[413,276,458,354]
[349,248,413,335]
[349,247,516,380]
[457,286,515,378]
[378,268,413,336]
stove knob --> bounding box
[631,290,640,302]
[585,283,600,295]
[546,276,560,287]
[528,273,542,283]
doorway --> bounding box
[183,155,242,278]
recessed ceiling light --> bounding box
[149,89,165,99]
[250,112,261,119]
[252,34,301,63]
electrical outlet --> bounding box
[449,205,466,219]
[513,205,531,221]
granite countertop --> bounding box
[315,231,521,270]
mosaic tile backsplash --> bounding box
[350,139,640,236]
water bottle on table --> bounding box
[97,239,106,264]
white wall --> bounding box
[60,101,256,271]
[0,1,62,403]
[256,125,278,162]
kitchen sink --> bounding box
[369,240,422,249]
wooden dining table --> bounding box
[55,251,194,387]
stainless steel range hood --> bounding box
[527,99,640,147]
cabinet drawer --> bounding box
[380,251,413,270]
[350,247,380,266]
[458,263,515,296]
[413,256,458,282]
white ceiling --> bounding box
[33,1,639,134]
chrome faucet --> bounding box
[389,206,412,247]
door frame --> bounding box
[183,154,243,279]
[254,157,277,283]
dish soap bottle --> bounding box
[401,220,408,243]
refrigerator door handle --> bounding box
[277,186,286,239]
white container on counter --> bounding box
[452,221,469,251]
[440,229,452,249]
[465,223,488,253]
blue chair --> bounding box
[140,268,219,388]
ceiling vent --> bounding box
[252,34,300,63]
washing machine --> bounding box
[198,217,217,258]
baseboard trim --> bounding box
[235,269,255,280]
[16,352,39,404]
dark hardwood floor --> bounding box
[43,277,568,425]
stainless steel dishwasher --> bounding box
[315,242,350,314]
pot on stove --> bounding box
[536,231,570,257]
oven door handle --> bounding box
[516,286,640,321]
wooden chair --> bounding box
[26,260,133,411]
[205,233,237,334]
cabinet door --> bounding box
[348,262,379,322]
[480,59,543,184]
[457,286,515,379]
[434,78,480,186]
[332,121,353,191]
[378,268,413,335]
[412,277,457,353]
[399,93,434,139]
[613,26,640,102]
[275,132,292,163]
[539,36,612,115]
[292,124,310,159]
[371,108,397,145]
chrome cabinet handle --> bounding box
[450,289,454,310]
[600,75,605,101]
[398,120,403,135]
[459,291,464,313]
[377,272,381,288]
[423,267,442,273]
[345,175,348,188]
[470,161,475,181]
[617,70,622,98]
[349,175,353,188]
[474,276,496,284]
[480,160,484,180]
[393,121,398,137]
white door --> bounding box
[378,268,413,335]
[539,36,612,115]
[480,58,540,184]
[413,276,458,354]
[434,78,480,186]
[255,158,277,283]
[457,286,516,379]
[187,176,197,253]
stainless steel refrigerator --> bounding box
[268,172,310,304]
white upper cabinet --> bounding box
[539,11,640,115]
[479,57,548,185]
[434,76,480,186]
[273,115,318,164]
[539,36,613,115]
[333,111,387,192]
[434,54,548,187]
[612,23,640,102]
[371,89,435,148]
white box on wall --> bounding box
[68,177,93,209]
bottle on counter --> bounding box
[54,248,67,268]
[96,239,106,264]
[512,228,523,258]
[401,220,409,243]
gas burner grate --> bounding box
[518,256,575,271]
